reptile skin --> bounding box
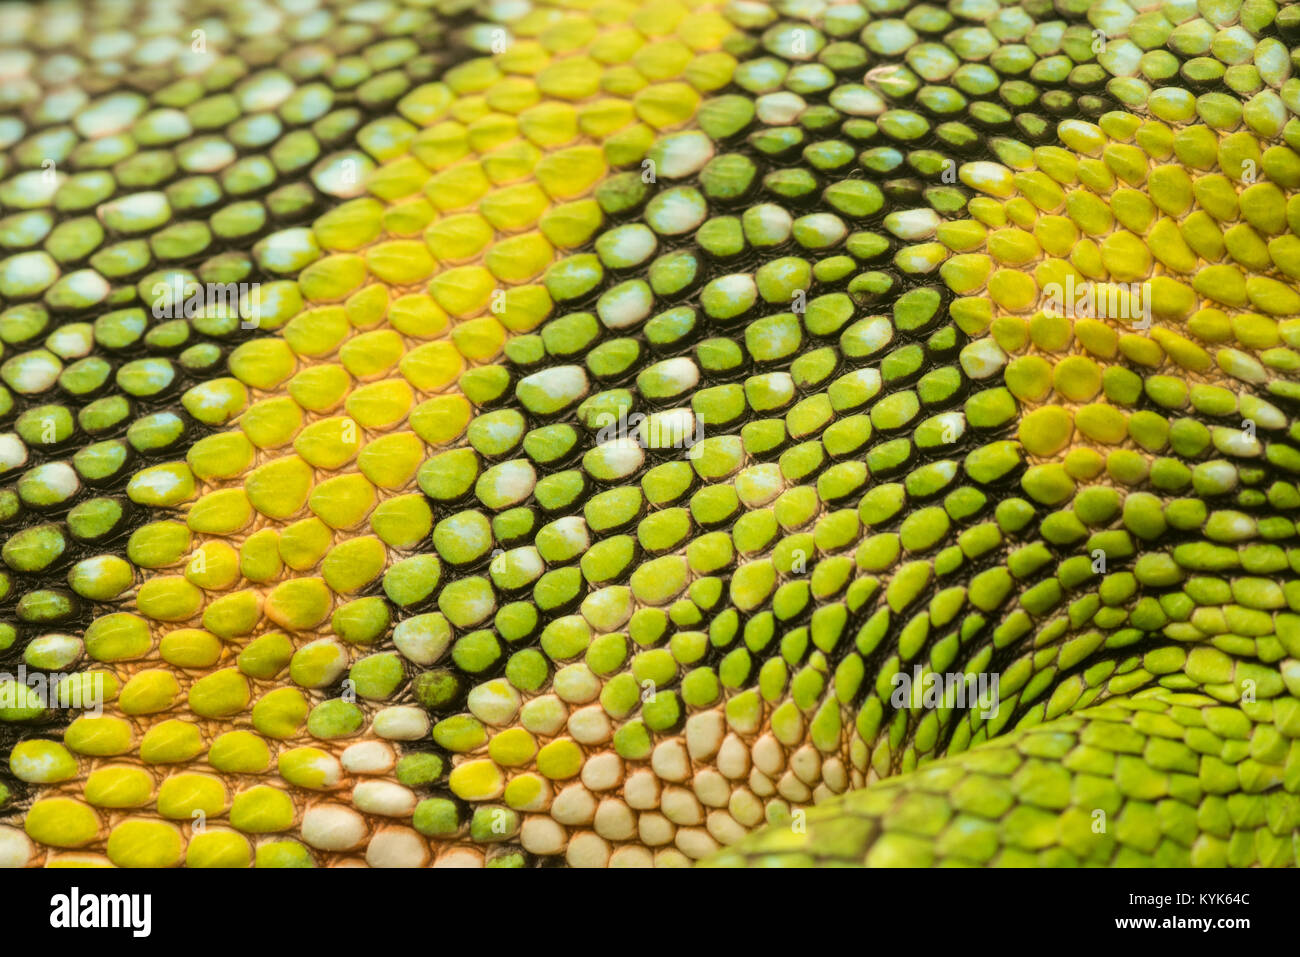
[1,0,1300,869]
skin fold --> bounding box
[0,0,1299,868]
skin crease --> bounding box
[1,0,1300,870]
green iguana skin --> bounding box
[0,0,1299,869]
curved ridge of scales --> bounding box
[0,0,1297,868]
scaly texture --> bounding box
[2,0,1300,869]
